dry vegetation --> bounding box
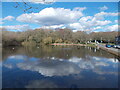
[2,28,119,46]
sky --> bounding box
[0,1,119,32]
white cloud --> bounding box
[1,24,30,31]
[0,16,15,24]
[79,16,92,22]
[74,7,87,11]
[95,20,111,26]
[15,7,119,32]
[92,26,103,31]
[105,24,119,31]
[69,16,111,32]
[16,7,84,26]
[69,23,84,31]
[69,10,118,32]
[29,0,56,4]
[114,20,120,24]
[114,20,118,23]
[41,24,64,29]
[79,16,112,26]
[94,12,118,20]
[3,16,15,21]
[99,6,108,11]
[0,18,3,24]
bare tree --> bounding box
[13,0,56,13]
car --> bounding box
[113,45,117,48]
[111,45,114,47]
[113,45,120,49]
[116,45,120,49]
[105,44,112,48]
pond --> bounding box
[1,46,119,88]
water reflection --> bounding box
[26,80,58,88]
[2,46,119,88]
[3,46,118,61]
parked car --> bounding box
[113,45,117,48]
[111,45,114,47]
[116,45,120,49]
[105,44,112,48]
[113,45,120,49]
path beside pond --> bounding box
[97,44,120,57]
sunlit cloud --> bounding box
[0,16,15,24]
[3,16,15,21]
[1,24,30,31]
[16,7,84,26]
[99,5,108,11]
[105,24,119,31]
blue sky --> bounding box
[0,2,119,32]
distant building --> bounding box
[115,36,120,45]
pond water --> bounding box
[1,46,119,88]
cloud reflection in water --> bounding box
[5,56,117,77]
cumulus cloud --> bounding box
[3,16,15,21]
[99,6,108,11]
[1,24,30,31]
[69,23,85,31]
[0,18,3,24]
[41,24,64,29]
[105,24,119,31]
[92,26,103,31]
[16,7,84,26]
[114,19,120,24]
[69,10,119,32]
[95,20,111,26]
[69,15,111,32]
[15,6,119,32]
[74,7,87,11]
[94,12,118,20]
[114,20,118,23]
[16,7,118,32]
[0,16,15,24]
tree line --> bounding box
[2,28,119,46]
